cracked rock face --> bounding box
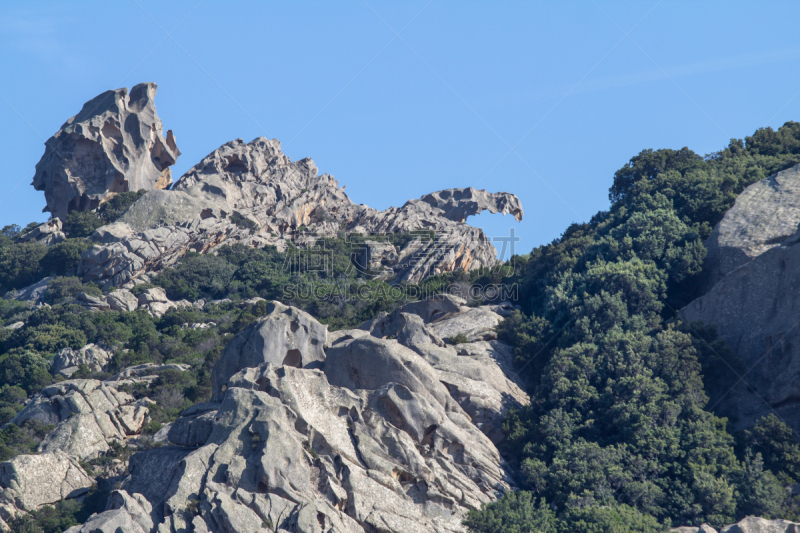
[76,136,523,288]
[33,82,180,219]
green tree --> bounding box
[39,239,93,277]
[0,241,46,293]
[464,492,556,533]
[63,210,103,238]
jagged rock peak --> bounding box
[33,82,181,219]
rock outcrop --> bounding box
[64,490,153,533]
[55,299,526,533]
[9,379,149,460]
[51,343,112,377]
[682,163,800,435]
[33,82,180,219]
[15,219,66,246]
[211,301,327,400]
[719,516,800,532]
[105,288,139,312]
[673,517,800,533]
[703,164,800,289]
[74,136,522,289]
[0,451,93,528]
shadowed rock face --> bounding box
[33,82,180,219]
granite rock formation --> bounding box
[50,342,112,377]
[672,517,800,533]
[8,379,150,460]
[53,298,526,533]
[15,219,66,246]
[32,82,180,219]
[73,136,522,289]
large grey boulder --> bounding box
[8,276,52,304]
[75,292,110,312]
[105,289,138,312]
[428,302,516,342]
[672,524,718,533]
[211,301,327,400]
[63,490,153,533]
[32,82,180,219]
[51,343,112,376]
[0,451,93,526]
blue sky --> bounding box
[2,1,800,256]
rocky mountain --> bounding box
[682,163,800,435]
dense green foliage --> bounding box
[466,122,800,531]
[152,236,484,330]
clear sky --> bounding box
[2,1,800,256]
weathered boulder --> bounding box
[359,294,465,338]
[136,287,168,305]
[9,379,148,460]
[0,451,93,525]
[51,342,112,376]
[8,276,52,304]
[15,219,65,246]
[165,403,218,447]
[720,516,800,533]
[672,525,718,533]
[428,302,516,342]
[105,289,138,312]
[211,301,327,400]
[399,314,528,443]
[32,82,180,219]
[106,363,191,384]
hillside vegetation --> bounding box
[466,122,800,531]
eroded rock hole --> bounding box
[283,349,302,368]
